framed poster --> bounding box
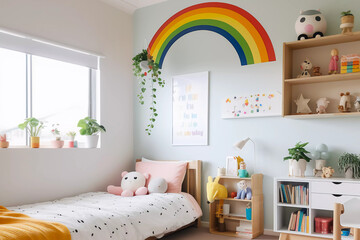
[172,72,209,145]
[221,91,282,118]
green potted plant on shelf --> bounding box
[284,142,312,177]
[0,133,9,148]
[18,117,44,148]
[132,49,164,135]
[50,123,64,148]
[77,117,106,148]
[66,131,77,148]
[338,153,360,179]
[340,10,354,34]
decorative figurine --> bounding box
[338,92,351,112]
[312,66,322,76]
[354,96,360,112]
[316,98,330,114]
[0,134,9,148]
[295,10,327,40]
[238,162,249,178]
[298,58,313,78]
[329,49,339,74]
[340,11,354,34]
[234,180,252,200]
[312,144,330,177]
[295,94,312,114]
[322,166,335,178]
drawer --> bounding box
[311,181,360,195]
[311,193,360,210]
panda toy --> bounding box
[295,10,327,40]
[298,58,313,78]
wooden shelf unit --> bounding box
[274,177,360,239]
[209,174,263,239]
[283,32,360,118]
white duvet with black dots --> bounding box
[9,192,202,240]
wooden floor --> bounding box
[162,227,278,240]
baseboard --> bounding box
[201,221,279,237]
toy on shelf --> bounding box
[107,171,149,197]
[207,176,228,203]
[246,203,252,220]
[354,97,360,112]
[316,98,330,114]
[0,134,9,148]
[328,49,339,74]
[234,180,252,200]
[338,92,351,112]
[322,166,335,178]
[340,54,360,74]
[340,11,354,34]
[313,66,322,76]
[295,10,327,40]
[312,144,330,177]
[295,94,312,114]
[217,167,226,176]
[215,200,225,232]
[238,161,249,178]
[230,191,237,198]
[297,58,313,78]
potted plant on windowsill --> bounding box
[284,142,312,177]
[18,117,44,148]
[338,153,360,179]
[133,49,164,135]
[77,117,106,148]
[66,131,76,148]
[50,123,64,148]
[0,134,9,148]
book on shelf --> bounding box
[279,184,309,205]
[287,209,309,233]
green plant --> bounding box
[51,123,61,140]
[77,117,106,136]
[132,49,164,135]
[338,153,360,178]
[284,142,311,162]
[67,131,76,137]
[341,10,353,17]
[18,117,44,137]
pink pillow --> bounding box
[136,161,187,193]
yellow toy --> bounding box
[207,176,228,203]
[235,156,244,170]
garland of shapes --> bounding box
[148,2,276,68]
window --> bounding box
[0,48,97,146]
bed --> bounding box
[6,159,202,240]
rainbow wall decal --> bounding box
[148,2,276,68]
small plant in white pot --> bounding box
[50,124,64,148]
[77,117,106,148]
[338,153,360,179]
[284,142,312,177]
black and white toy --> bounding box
[298,58,313,78]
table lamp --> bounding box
[233,137,257,174]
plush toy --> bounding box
[107,171,149,197]
[234,180,252,200]
[148,177,168,194]
[338,92,351,112]
[207,176,228,204]
[316,98,330,114]
[295,10,327,40]
[322,166,335,178]
[354,96,360,112]
[313,66,322,76]
[297,58,313,78]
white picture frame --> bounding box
[226,156,238,177]
[172,72,209,146]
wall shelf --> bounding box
[282,32,360,118]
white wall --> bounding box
[0,0,134,206]
[133,0,360,230]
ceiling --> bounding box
[99,0,167,14]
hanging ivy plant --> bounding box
[132,49,164,135]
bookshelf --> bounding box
[209,174,263,239]
[274,177,360,239]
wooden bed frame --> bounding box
[136,159,202,239]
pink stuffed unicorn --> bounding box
[107,171,149,197]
